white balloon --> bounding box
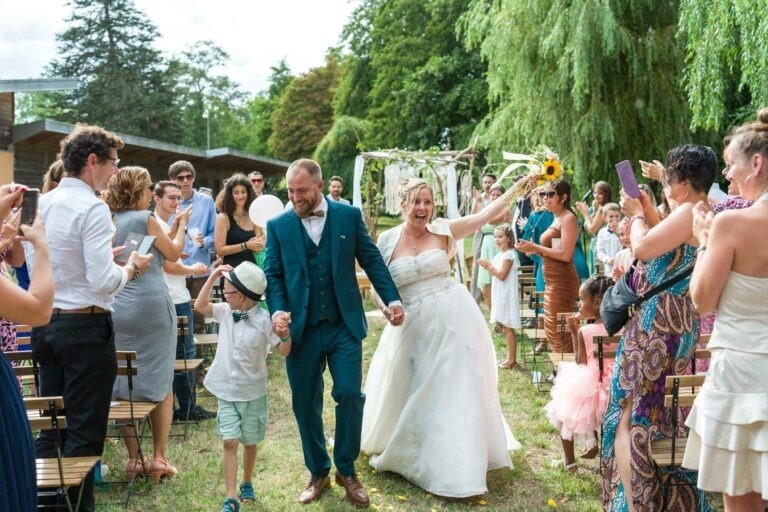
[249,195,284,228]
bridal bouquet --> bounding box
[496,145,573,206]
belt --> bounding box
[52,306,109,315]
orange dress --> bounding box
[540,225,580,352]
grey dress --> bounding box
[112,209,176,402]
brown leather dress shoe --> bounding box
[335,471,370,508]
[298,475,330,505]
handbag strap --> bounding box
[632,262,694,308]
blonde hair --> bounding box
[494,223,515,247]
[398,178,435,220]
[103,167,152,212]
[42,159,64,193]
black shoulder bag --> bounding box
[600,260,694,336]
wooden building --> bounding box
[0,79,289,193]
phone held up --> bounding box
[581,188,593,203]
[20,189,40,226]
[615,160,641,199]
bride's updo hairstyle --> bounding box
[398,178,436,221]
[728,107,768,163]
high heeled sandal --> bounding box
[550,458,578,473]
[580,446,599,460]
[148,457,177,484]
[124,458,146,479]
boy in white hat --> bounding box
[195,262,291,512]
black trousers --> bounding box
[31,313,118,512]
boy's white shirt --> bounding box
[203,302,280,402]
[595,226,622,276]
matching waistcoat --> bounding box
[300,219,341,325]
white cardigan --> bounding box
[376,218,456,265]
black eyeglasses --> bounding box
[176,174,194,181]
[539,191,558,198]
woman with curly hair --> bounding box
[214,173,265,269]
[103,166,186,482]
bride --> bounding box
[361,178,520,497]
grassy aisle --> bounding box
[96,316,609,512]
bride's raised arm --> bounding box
[448,197,510,241]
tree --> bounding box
[336,0,487,150]
[678,0,768,133]
[242,60,294,156]
[268,54,341,161]
[462,0,692,190]
[32,0,182,142]
[313,116,369,187]
[173,41,249,149]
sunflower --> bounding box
[541,158,562,181]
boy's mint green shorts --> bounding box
[216,395,268,445]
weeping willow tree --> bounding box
[461,0,692,190]
[679,0,768,133]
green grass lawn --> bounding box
[95,317,607,512]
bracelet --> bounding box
[696,246,706,254]
[279,337,291,343]
[630,215,646,228]
[241,242,246,251]
[128,263,141,281]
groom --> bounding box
[264,158,403,507]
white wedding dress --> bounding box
[361,247,520,497]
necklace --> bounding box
[403,227,429,250]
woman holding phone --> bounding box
[601,145,716,511]
[517,180,580,354]
[103,167,186,481]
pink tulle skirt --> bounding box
[544,359,614,449]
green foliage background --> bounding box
[17,0,768,190]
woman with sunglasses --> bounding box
[517,181,581,355]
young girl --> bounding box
[544,275,614,472]
[478,224,520,370]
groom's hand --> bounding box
[272,311,291,338]
[385,305,405,326]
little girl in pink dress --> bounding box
[544,275,615,472]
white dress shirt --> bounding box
[595,225,623,276]
[327,194,350,205]
[156,216,192,305]
[36,177,129,310]
[301,196,329,246]
[204,303,280,402]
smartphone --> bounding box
[115,233,156,264]
[615,160,641,199]
[581,188,593,202]
[20,189,39,225]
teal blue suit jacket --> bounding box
[263,200,400,345]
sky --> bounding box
[0,0,358,94]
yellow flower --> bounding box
[547,497,558,508]
[541,158,562,182]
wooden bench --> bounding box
[25,396,99,512]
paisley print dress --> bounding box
[601,244,709,511]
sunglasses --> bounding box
[175,174,194,181]
[251,178,264,183]
[539,191,558,198]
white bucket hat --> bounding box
[222,261,267,301]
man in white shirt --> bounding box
[326,175,350,205]
[31,124,152,512]
[248,170,265,197]
[153,181,215,421]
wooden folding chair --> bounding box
[105,351,160,506]
[171,316,206,438]
[25,396,99,512]
[7,349,40,397]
